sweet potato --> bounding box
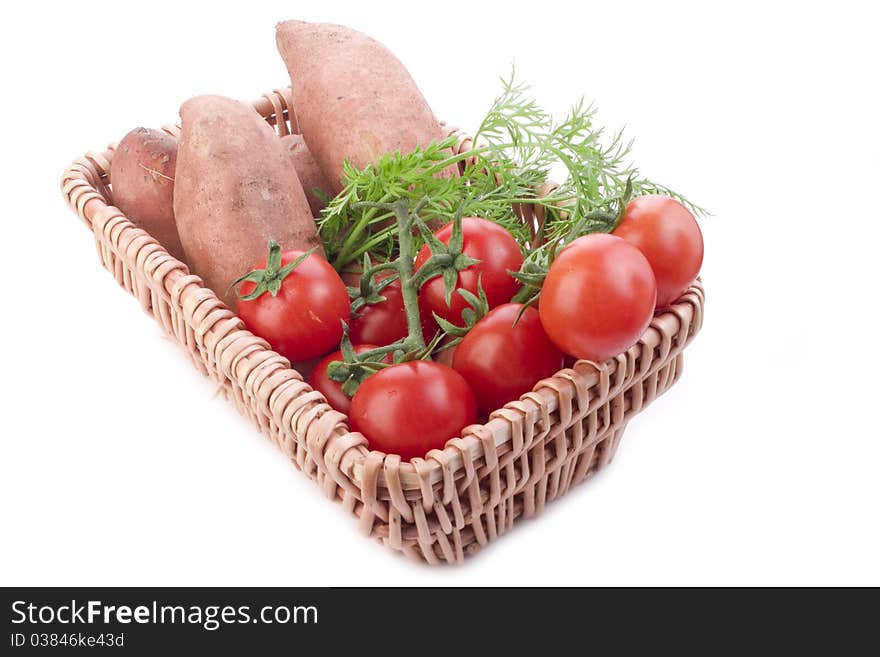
[280,133,331,216]
[276,20,447,193]
[173,95,322,308]
[110,128,186,262]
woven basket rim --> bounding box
[60,86,704,493]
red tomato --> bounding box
[349,277,407,345]
[308,345,391,415]
[237,250,350,362]
[452,304,564,416]
[348,277,439,345]
[418,295,441,342]
[614,195,703,308]
[539,233,657,362]
[349,361,477,460]
[414,217,523,325]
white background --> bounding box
[1,0,878,586]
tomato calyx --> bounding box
[412,214,482,307]
[509,257,547,305]
[432,279,490,348]
[347,254,400,317]
[326,328,396,397]
[229,240,319,301]
[326,325,444,397]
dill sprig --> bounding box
[317,69,705,271]
[474,70,705,248]
[319,137,535,269]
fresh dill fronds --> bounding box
[319,138,536,269]
[318,68,705,270]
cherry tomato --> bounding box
[414,217,523,325]
[348,277,439,345]
[237,250,350,362]
[613,195,703,308]
[434,338,457,367]
[308,345,392,414]
[452,304,564,416]
[539,233,657,362]
[349,361,477,460]
[418,295,441,342]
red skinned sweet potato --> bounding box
[110,128,186,262]
[173,95,322,308]
[280,133,331,216]
[276,20,448,193]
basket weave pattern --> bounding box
[61,88,704,564]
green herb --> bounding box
[318,69,704,272]
[319,137,535,269]
[474,70,706,248]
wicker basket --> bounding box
[60,87,704,564]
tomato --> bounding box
[418,295,441,342]
[349,361,477,460]
[348,277,439,345]
[452,304,564,416]
[237,249,350,362]
[539,233,657,362]
[414,217,523,325]
[308,345,392,414]
[348,277,407,345]
[613,195,703,308]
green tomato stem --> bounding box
[410,254,450,289]
[392,201,427,350]
[364,262,399,279]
